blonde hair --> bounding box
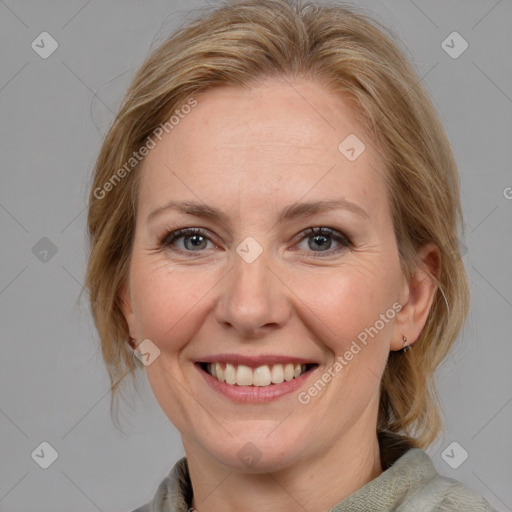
[85,0,469,448]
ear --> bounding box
[390,242,440,351]
[119,278,137,342]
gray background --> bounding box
[1,0,511,510]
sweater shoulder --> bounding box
[411,472,498,512]
[437,480,498,512]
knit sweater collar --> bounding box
[147,432,442,512]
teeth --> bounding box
[271,364,284,384]
[205,363,309,386]
[225,363,237,385]
[215,362,224,382]
[253,365,271,386]
[284,363,295,381]
[236,365,253,386]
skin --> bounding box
[120,77,439,512]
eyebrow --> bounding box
[147,199,370,225]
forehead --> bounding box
[137,78,388,222]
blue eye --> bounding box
[161,228,214,253]
[160,226,352,258]
[295,227,351,257]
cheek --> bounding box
[289,260,399,356]
[130,259,218,348]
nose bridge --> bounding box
[215,240,289,335]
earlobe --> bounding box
[390,242,440,352]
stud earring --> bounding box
[402,335,410,353]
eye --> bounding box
[161,228,216,254]
[294,226,352,257]
[160,226,352,258]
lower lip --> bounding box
[195,363,318,403]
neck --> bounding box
[186,421,382,512]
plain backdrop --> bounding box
[1,0,511,511]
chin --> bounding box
[203,433,305,473]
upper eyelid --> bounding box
[295,226,350,244]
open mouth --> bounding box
[197,362,318,387]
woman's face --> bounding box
[121,78,418,472]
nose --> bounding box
[214,246,291,339]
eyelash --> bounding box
[159,226,352,258]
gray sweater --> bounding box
[132,433,497,512]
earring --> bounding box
[402,335,410,353]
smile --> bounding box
[199,362,317,387]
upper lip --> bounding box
[195,354,318,368]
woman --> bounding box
[85,1,498,510]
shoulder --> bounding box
[377,433,497,512]
[418,473,498,512]
[391,449,497,512]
